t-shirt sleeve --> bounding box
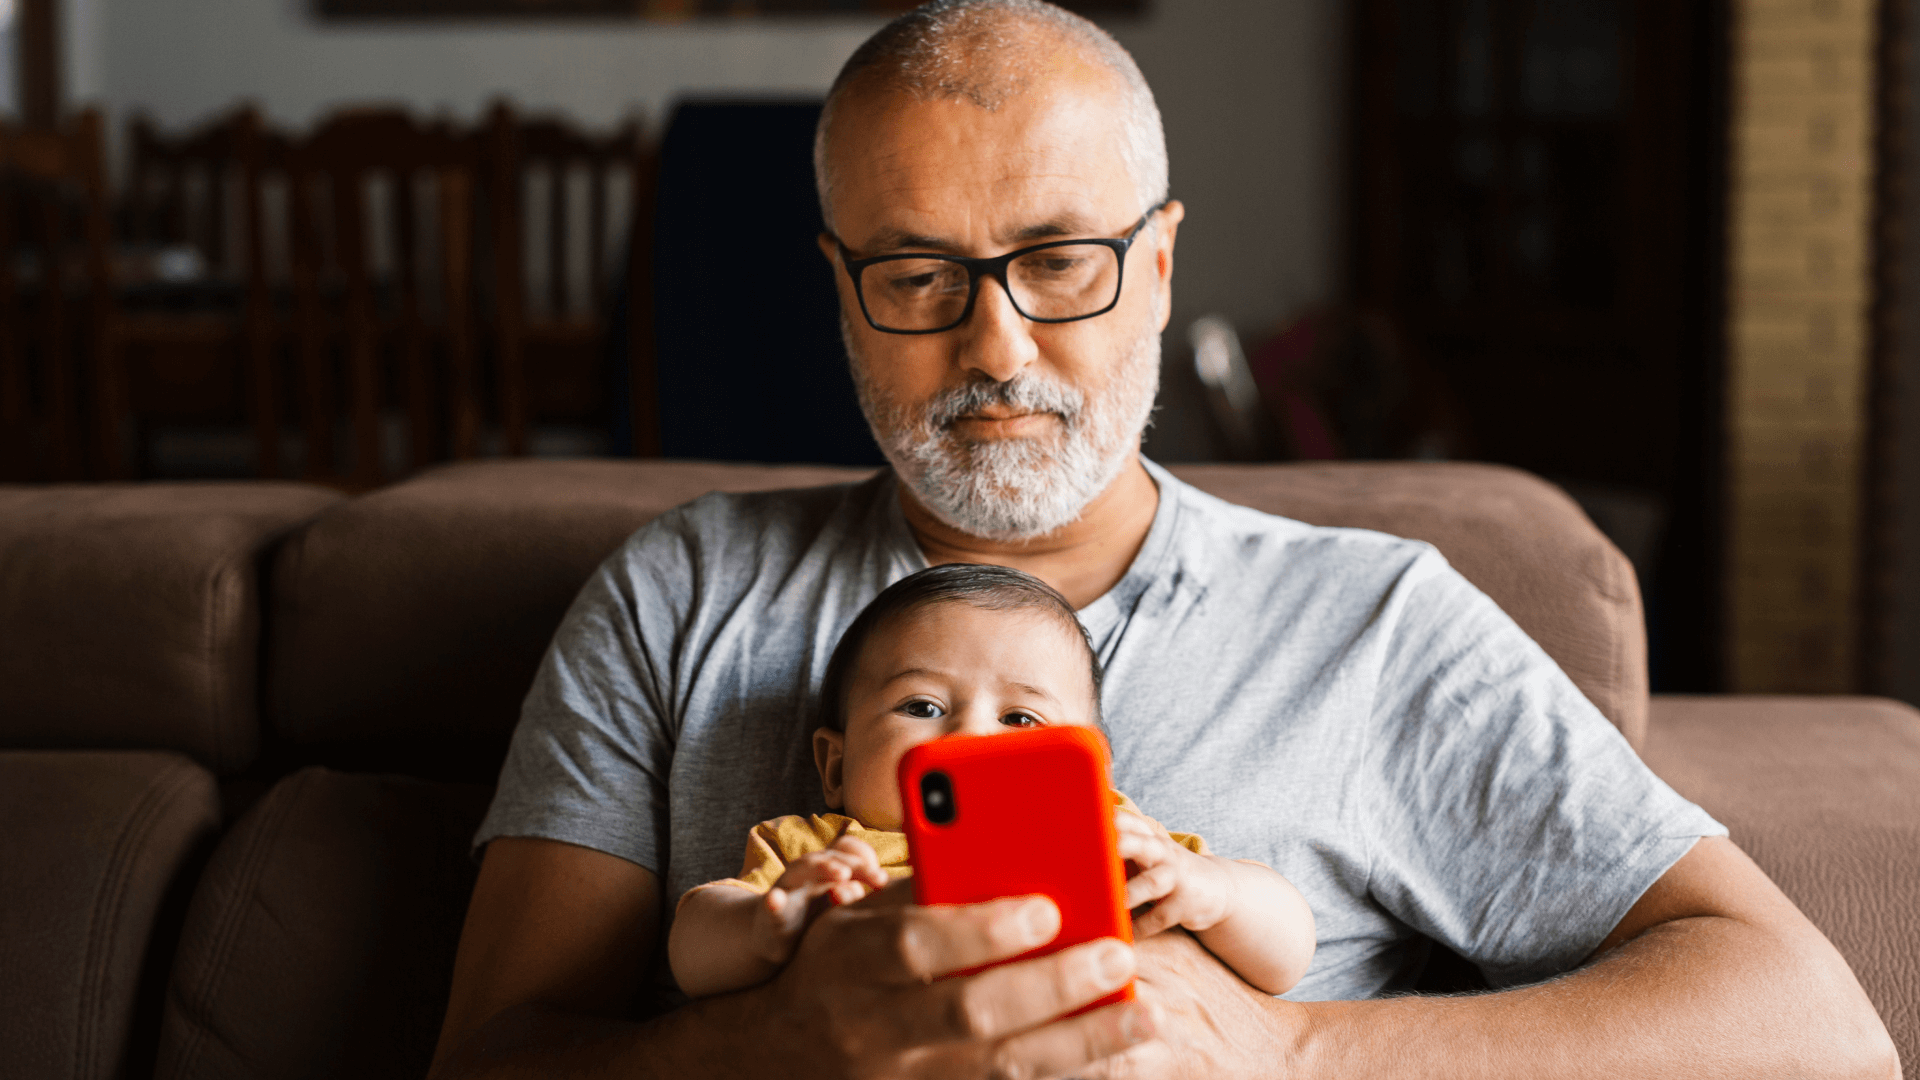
[1360,549,1725,989]
[471,517,694,874]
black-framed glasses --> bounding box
[836,201,1167,335]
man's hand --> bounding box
[434,840,1163,1079]
[724,877,1159,1078]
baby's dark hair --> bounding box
[817,563,1103,732]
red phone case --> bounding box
[896,725,1134,1010]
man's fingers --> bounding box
[867,896,1062,983]
[980,998,1159,1080]
[1070,1026,1175,1080]
[898,937,1138,1045]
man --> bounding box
[431,2,1897,1077]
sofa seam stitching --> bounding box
[76,758,194,1080]
[166,769,306,1075]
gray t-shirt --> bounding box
[477,459,1723,1000]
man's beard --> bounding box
[846,318,1161,543]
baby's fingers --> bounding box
[827,835,889,888]
[1114,817,1173,868]
[1124,860,1179,911]
[1131,893,1187,938]
[762,886,811,943]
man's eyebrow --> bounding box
[860,214,1107,254]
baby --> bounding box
[668,563,1316,999]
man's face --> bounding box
[820,67,1182,541]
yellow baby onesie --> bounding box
[695,790,1208,900]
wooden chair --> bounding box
[0,111,117,480]
[116,106,285,477]
[126,109,243,278]
[483,102,650,456]
[283,108,491,487]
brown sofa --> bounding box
[1,460,1913,1079]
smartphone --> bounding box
[896,725,1134,1010]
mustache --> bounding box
[919,373,1087,431]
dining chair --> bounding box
[483,102,649,457]
[118,106,285,477]
[283,108,494,487]
[0,111,117,480]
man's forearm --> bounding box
[431,993,765,1080]
[1284,915,1895,1079]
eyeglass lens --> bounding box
[862,243,1122,332]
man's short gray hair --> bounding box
[813,0,1168,233]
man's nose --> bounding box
[954,274,1040,382]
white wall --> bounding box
[84,0,1341,343]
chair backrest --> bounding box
[0,110,117,481]
[284,108,491,486]
[483,102,645,456]
[124,107,260,282]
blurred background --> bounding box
[0,0,1911,702]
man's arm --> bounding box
[1095,836,1899,1079]
[430,836,1159,1079]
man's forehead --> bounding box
[828,96,1135,250]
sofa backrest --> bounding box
[0,483,343,775]
[266,458,1646,782]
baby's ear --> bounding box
[813,726,847,809]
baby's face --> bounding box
[816,601,1098,829]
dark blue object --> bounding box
[625,98,884,466]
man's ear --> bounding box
[814,726,847,809]
[816,231,839,266]
[1151,200,1185,332]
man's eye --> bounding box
[999,711,1042,728]
[902,700,944,719]
[882,263,965,296]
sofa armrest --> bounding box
[1642,695,1919,1067]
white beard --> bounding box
[847,317,1161,542]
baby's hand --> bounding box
[1114,810,1237,938]
[753,836,889,964]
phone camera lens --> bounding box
[920,771,957,825]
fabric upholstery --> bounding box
[1168,462,1645,746]
[156,768,492,1080]
[1642,695,1920,1066]
[267,459,870,777]
[266,460,1643,779]
[0,483,341,774]
[0,751,220,1080]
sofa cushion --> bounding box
[267,460,870,778]
[0,483,341,774]
[157,768,492,1080]
[1168,462,1645,745]
[0,750,220,1080]
[1642,695,1920,1066]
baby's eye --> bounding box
[901,700,945,720]
[999,711,1043,729]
